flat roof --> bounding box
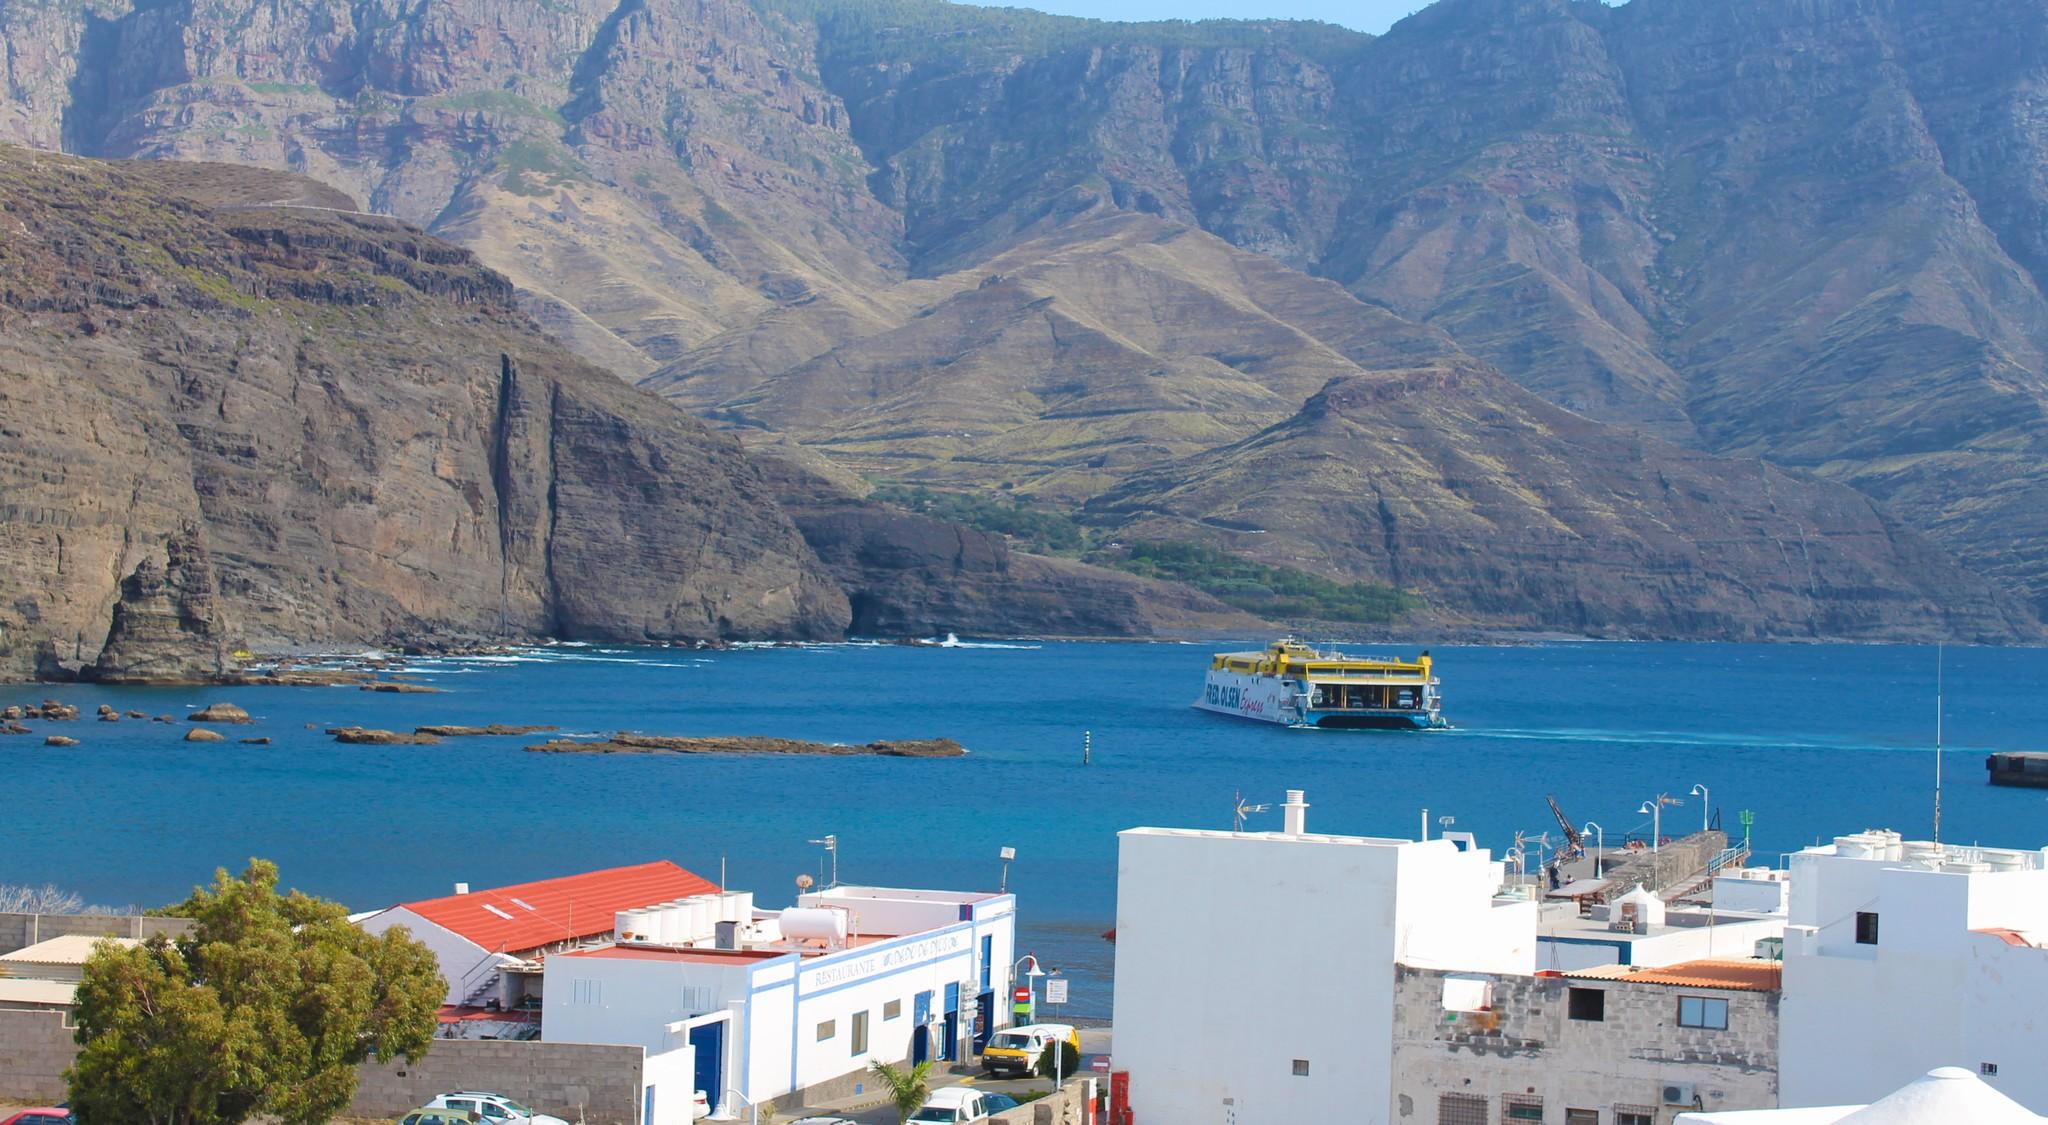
[1122,826,1424,848]
[0,934,139,966]
[0,979,78,1006]
[1565,958,1782,992]
[809,886,1002,905]
[561,944,787,965]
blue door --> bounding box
[643,1085,655,1125]
[973,990,995,1053]
[688,1021,724,1112]
[942,982,961,1062]
[912,991,933,1065]
[980,936,993,991]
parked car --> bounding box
[788,1118,860,1125]
[982,1093,1021,1112]
[909,1087,995,1123]
[395,1110,483,1125]
[980,1023,1081,1077]
[0,1110,73,1125]
[424,1091,570,1125]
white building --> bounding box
[1111,790,1537,1125]
[356,860,723,1010]
[1536,874,1787,972]
[1780,830,2048,1112]
[543,884,1016,1113]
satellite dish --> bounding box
[795,873,815,891]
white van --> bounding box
[980,1023,1080,1077]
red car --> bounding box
[0,1110,72,1125]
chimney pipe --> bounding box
[454,882,470,895]
[1283,790,1309,836]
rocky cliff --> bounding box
[5,0,2047,637]
[0,147,849,680]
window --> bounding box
[1855,911,1880,945]
[1292,1059,1310,1076]
[1568,987,1606,1022]
[1615,1110,1654,1125]
[852,1009,869,1054]
[1984,1063,2001,1076]
[816,1019,835,1041]
[481,1106,511,1121]
[884,998,903,1020]
[1439,1093,1488,1125]
[1565,1111,1599,1125]
[1678,996,1730,1030]
[1504,1095,1544,1122]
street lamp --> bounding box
[1583,822,1605,879]
[998,846,1016,893]
[1690,783,1710,836]
[1639,801,1662,855]
[1438,814,1456,839]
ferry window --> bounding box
[1855,911,1880,945]
[884,999,902,1021]
[1567,987,1605,1022]
[816,1019,835,1041]
[851,1010,869,1054]
[1677,996,1728,1030]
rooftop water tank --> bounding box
[615,909,639,940]
[779,907,849,945]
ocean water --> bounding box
[7,639,2047,1018]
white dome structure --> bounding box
[1678,1067,2046,1124]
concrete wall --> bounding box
[351,1039,645,1125]
[989,1080,1096,1124]
[0,1008,75,1102]
[1391,966,1778,1125]
[0,912,192,955]
[1113,826,1532,1125]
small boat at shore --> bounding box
[1194,638,1447,730]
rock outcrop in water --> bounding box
[87,526,231,684]
[526,734,965,757]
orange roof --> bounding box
[400,861,717,953]
[1565,958,1782,992]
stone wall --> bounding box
[988,1080,1097,1124]
[0,911,193,954]
[1390,965,1777,1124]
[350,1039,646,1125]
[0,1008,76,1102]
[1600,831,1730,897]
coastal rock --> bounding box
[187,703,251,724]
[2,721,29,735]
[86,524,231,685]
[0,149,849,682]
[525,734,965,757]
[183,728,224,742]
[239,737,271,745]
[415,724,559,737]
[124,710,147,719]
[44,735,77,746]
[328,727,443,746]
[96,705,117,722]
[359,682,441,694]
[153,715,176,723]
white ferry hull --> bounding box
[1194,668,1445,730]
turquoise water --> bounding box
[7,640,2047,1017]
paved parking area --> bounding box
[782,1027,1113,1124]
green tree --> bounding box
[868,1058,935,1124]
[1035,1039,1082,1083]
[67,859,445,1125]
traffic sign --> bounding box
[1089,1056,1112,1073]
[1045,978,1069,1005]
[1013,986,1031,1003]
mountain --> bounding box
[1087,365,2032,642]
[0,146,849,680]
[4,0,2046,637]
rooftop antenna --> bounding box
[807,835,838,888]
[1934,641,1945,850]
[1232,791,1272,833]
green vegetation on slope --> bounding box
[872,484,1416,624]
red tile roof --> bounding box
[400,861,717,953]
[1565,959,1782,992]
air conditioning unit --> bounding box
[1663,1082,1698,1106]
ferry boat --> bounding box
[1194,639,1446,729]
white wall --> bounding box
[359,907,497,1005]
[543,953,756,1053]
[1112,828,1532,1125]
[1781,845,2048,1112]
[642,1043,697,1125]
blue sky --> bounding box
[956,0,1431,34]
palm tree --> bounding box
[869,1059,935,1124]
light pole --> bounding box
[807,834,838,887]
[1438,814,1456,840]
[1583,822,1605,879]
[1639,800,1662,855]
[1690,783,1710,836]
[999,846,1016,893]
[1011,955,1043,1027]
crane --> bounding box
[1543,795,1587,890]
